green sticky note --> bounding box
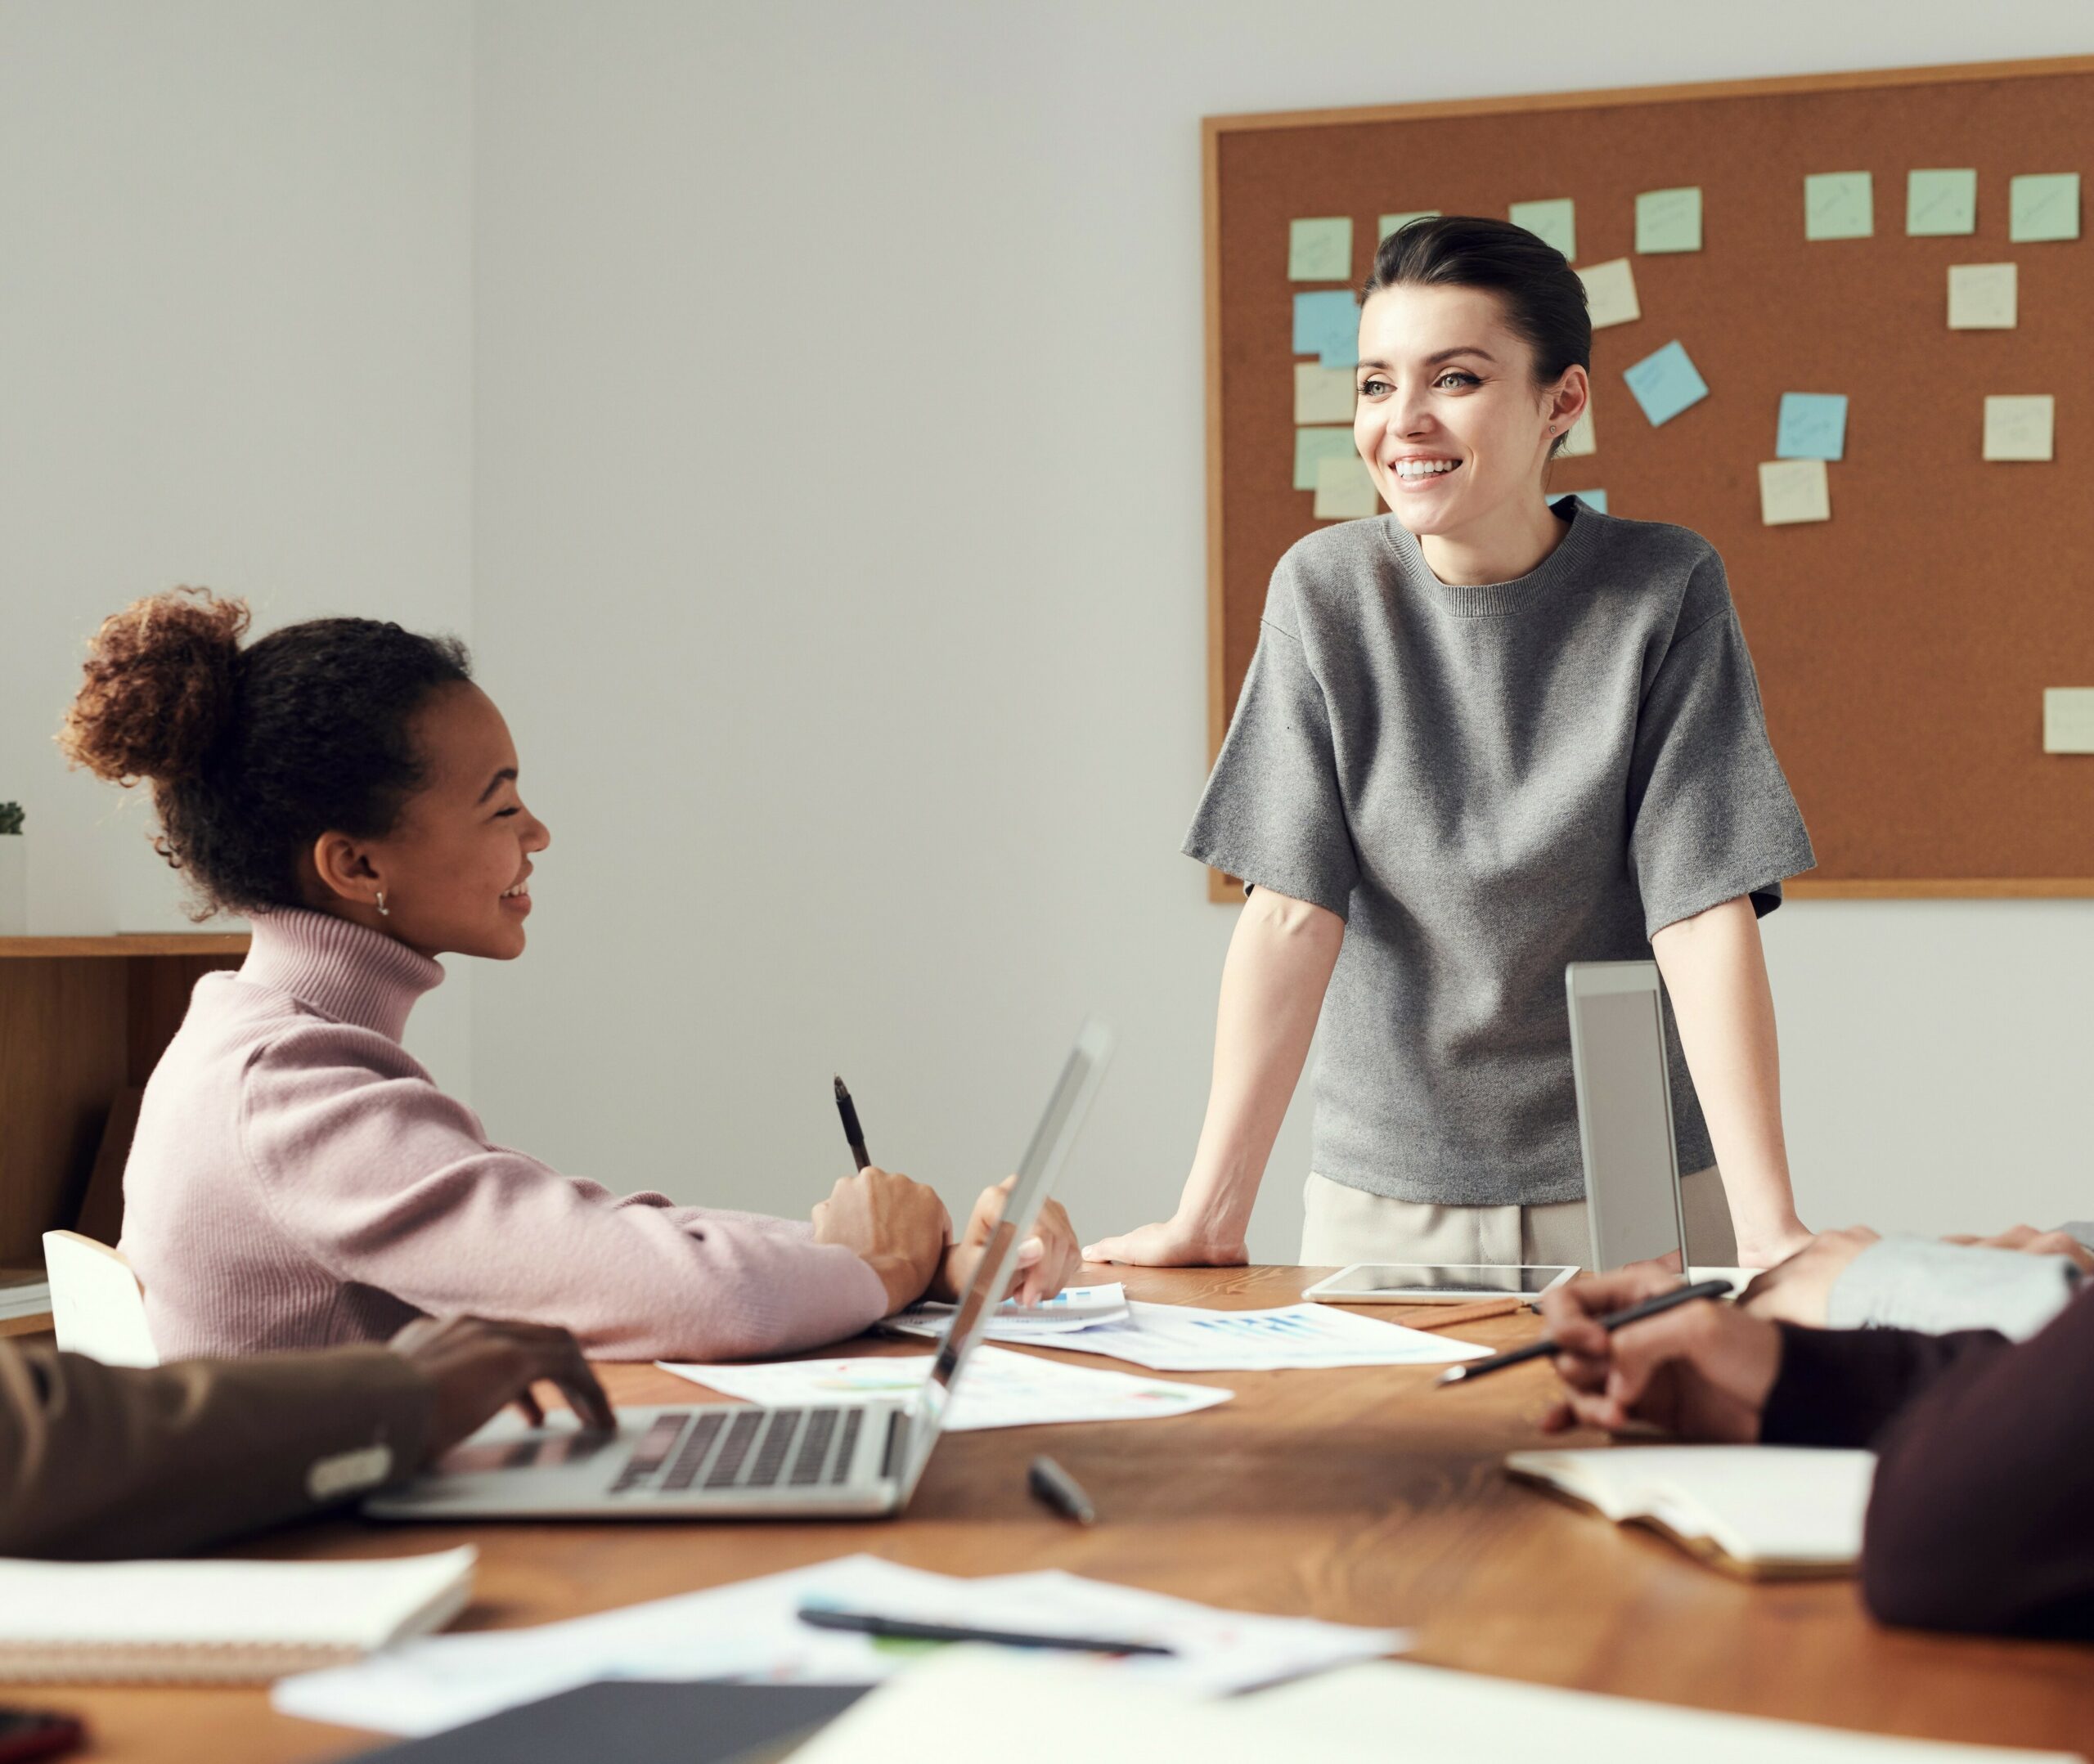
[1508,198,1575,261]
[1289,217,1354,281]
[1804,172,1873,240]
[1294,426,1356,491]
[1636,186,1702,254]
[1907,169,1977,236]
[2010,173,2080,243]
[1377,209,1440,241]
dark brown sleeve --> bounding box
[0,1342,434,1559]
[1759,1320,2011,1448]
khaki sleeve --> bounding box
[0,1341,434,1559]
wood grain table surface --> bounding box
[41,1266,2094,1759]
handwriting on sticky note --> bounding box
[1293,427,1356,492]
[1577,258,1640,330]
[1508,198,1575,261]
[1559,406,1597,459]
[1983,396,2055,462]
[2044,689,2094,754]
[1294,365,1356,425]
[1636,186,1702,254]
[2010,173,2080,244]
[1776,393,1848,462]
[1804,172,1873,240]
[1907,169,1977,236]
[1314,454,1380,521]
[1624,341,1708,427]
[1948,263,2017,330]
[1759,460,1831,526]
[1377,209,1440,242]
[1292,290,1359,367]
[1289,217,1353,282]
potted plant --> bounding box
[0,802,21,936]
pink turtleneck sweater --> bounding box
[119,909,888,1362]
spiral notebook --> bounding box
[0,1545,476,1684]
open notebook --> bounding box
[1504,1446,1875,1579]
[0,1545,476,1684]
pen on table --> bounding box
[832,1075,871,1171]
[1027,1454,1097,1525]
[1434,1277,1737,1387]
[797,1605,1171,1657]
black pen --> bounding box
[1434,1277,1736,1387]
[797,1605,1170,1657]
[1027,1454,1097,1525]
[832,1075,871,1171]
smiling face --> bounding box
[304,681,549,962]
[1352,282,1588,549]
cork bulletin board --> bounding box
[1202,58,2094,903]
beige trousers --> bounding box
[1298,1166,1737,1269]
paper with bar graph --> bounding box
[1018,1302,1490,1371]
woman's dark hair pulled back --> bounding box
[1363,215,1592,456]
[57,587,473,917]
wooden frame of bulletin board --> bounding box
[1203,58,2094,903]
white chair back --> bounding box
[41,1231,159,1367]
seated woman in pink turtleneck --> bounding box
[59,589,1079,1362]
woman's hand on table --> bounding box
[811,1165,952,1314]
[1732,1214,1817,1270]
[929,1176,1082,1307]
[1738,1226,1880,1325]
[1082,1213,1249,1268]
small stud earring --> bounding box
[375,891,389,918]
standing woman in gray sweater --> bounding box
[1086,217,1818,1275]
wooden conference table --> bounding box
[52,1267,2094,1759]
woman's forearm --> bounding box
[1650,895,1808,1266]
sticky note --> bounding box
[2043,689,2094,754]
[1759,459,1831,526]
[1378,209,1440,241]
[1776,393,1849,461]
[1293,427,1357,491]
[1624,341,1709,427]
[1554,488,1607,514]
[1636,186,1703,254]
[1289,217,1354,281]
[1907,169,1977,236]
[1948,263,2018,330]
[1314,454,1381,520]
[1559,406,1597,458]
[1293,291,1359,367]
[2010,173,2080,243]
[1294,364,1356,424]
[1983,395,2055,462]
[1804,172,1873,240]
[1509,198,1575,261]
[1577,258,1641,330]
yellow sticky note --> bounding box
[1758,459,1830,526]
[1983,396,2055,462]
[1289,217,1354,281]
[2043,689,2094,753]
[1948,263,2017,330]
[1559,406,1597,459]
[1577,258,1640,330]
[1294,364,1356,425]
[1314,454,1381,520]
[1377,209,1440,241]
[1636,186,1702,254]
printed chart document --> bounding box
[887,1282,1130,1341]
[273,1555,1407,1738]
[1013,1301,1490,1371]
[656,1343,1229,1431]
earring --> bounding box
[375,891,389,918]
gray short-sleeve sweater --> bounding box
[1185,501,1815,1206]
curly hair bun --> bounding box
[59,587,252,785]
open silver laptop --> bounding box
[1565,962,1692,1273]
[366,1021,1112,1521]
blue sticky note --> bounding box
[1623,341,1709,427]
[1553,488,1607,514]
[1776,393,1848,461]
[1292,290,1359,366]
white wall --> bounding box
[471,1,2094,1259]
[0,0,478,1085]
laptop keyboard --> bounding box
[610,1407,872,1497]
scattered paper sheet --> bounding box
[1015,1301,1489,1372]
[1377,209,1439,241]
[2010,172,2080,243]
[1287,216,1353,282]
[1292,425,1355,491]
[1292,290,1359,367]
[1948,263,2017,330]
[1624,340,1708,426]
[1576,258,1640,330]
[1983,394,2054,462]
[2042,689,2094,754]
[889,1283,1131,1342]
[1313,454,1379,520]
[1907,168,1977,236]
[1636,186,1702,254]
[1776,393,1848,461]
[658,1343,1229,1432]
[1293,362,1357,424]
[1804,171,1873,240]
[1559,404,1597,458]
[1759,459,1831,526]
[1508,196,1575,260]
